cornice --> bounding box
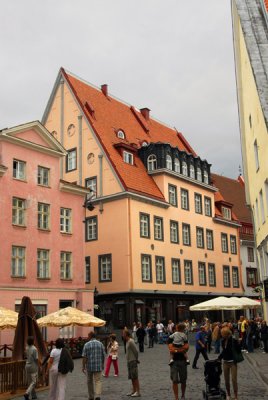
[0,164,8,177]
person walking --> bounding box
[136,322,146,353]
[212,322,221,354]
[82,331,106,400]
[218,327,243,400]
[260,320,268,353]
[168,333,189,400]
[124,330,141,397]
[46,338,73,400]
[192,325,209,369]
[148,322,157,348]
[24,336,39,400]
[156,320,164,344]
[103,334,119,377]
[132,322,138,344]
[122,326,128,354]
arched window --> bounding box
[203,170,209,184]
[166,154,172,170]
[174,158,180,173]
[197,167,202,182]
[117,130,125,139]
[182,161,188,176]
[147,154,157,171]
[190,164,195,179]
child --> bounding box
[168,323,190,365]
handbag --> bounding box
[111,355,117,360]
[232,339,244,364]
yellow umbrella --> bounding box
[37,306,106,328]
[0,306,18,330]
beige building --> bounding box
[232,0,268,318]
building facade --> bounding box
[42,69,243,327]
[0,121,93,342]
[232,0,268,319]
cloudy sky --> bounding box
[0,0,241,178]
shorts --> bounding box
[128,360,138,380]
[170,360,187,384]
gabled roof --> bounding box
[44,68,199,201]
[234,0,268,129]
[211,173,252,224]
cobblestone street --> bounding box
[17,341,268,400]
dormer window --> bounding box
[166,155,172,170]
[123,151,133,165]
[174,158,180,173]
[147,154,157,171]
[222,206,231,220]
[190,164,195,179]
[204,170,209,184]
[197,167,202,182]
[182,161,188,176]
[117,130,125,139]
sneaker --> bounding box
[131,393,141,397]
[24,395,29,400]
[114,374,118,376]
[102,373,107,377]
[127,393,135,397]
[186,359,190,365]
[168,359,174,365]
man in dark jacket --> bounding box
[136,323,146,352]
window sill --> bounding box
[60,278,73,281]
[11,275,26,279]
[60,231,73,236]
[12,178,27,183]
[38,228,51,232]
[12,224,27,229]
[37,277,51,280]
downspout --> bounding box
[78,115,83,185]
[60,79,65,179]
[98,154,103,212]
[128,197,133,291]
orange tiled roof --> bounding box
[211,173,252,225]
[62,69,197,201]
[264,0,268,12]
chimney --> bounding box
[101,84,108,97]
[140,107,150,121]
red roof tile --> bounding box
[264,0,268,13]
[211,173,252,225]
[62,69,197,201]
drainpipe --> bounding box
[98,154,103,213]
[60,79,65,179]
[78,115,83,185]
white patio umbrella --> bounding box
[189,296,244,311]
[37,306,106,328]
[230,297,261,309]
[0,306,18,330]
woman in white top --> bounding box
[46,338,66,400]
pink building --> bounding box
[0,121,93,342]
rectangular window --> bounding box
[13,159,26,180]
[260,189,265,224]
[265,181,268,217]
[255,199,260,229]
[99,254,112,282]
[85,256,90,283]
[154,216,164,241]
[12,197,26,226]
[232,266,239,288]
[206,229,214,250]
[222,206,231,220]
[194,193,202,214]
[168,184,177,206]
[230,235,237,254]
[246,268,258,286]
[182,223,191,246]
[170,220,179,243]
[221,233,228,253]
[204,196,212,217]
[85,177,97,199]
[11,246,25,277]
[60,208,72,233]
[141,254,152,282]
[196,227,204,248]
[247,247,254,262]
[38,203,50,230]
[155,256,165,283]
[198,262,206,285]
[86,216,98,241]
[140,213,150,238]
[37,166,50,186]
[180,188,189,210]
[208,263,216,287]
[60,252,72,280]
[172,258,181,284]
[37,249,50,279]
[123,151,134,165]
[223,266,230,287]
[66,148,77,172]
[254,139,259,171]
[184,260,193,284]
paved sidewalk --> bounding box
[10,341,268,400]
[244,349,268,386]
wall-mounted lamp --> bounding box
[83,189,96,211]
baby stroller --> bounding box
[202,359,226,400]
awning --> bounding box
[135,300,144,304]
[114,300,125,305]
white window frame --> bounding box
[203,170,209,184]
[174,158,180,173]
[60,252,72,280]
[147,154,157,171]
[260,189,265,224]
[67,149,77,171]
[223,266,230,287]
[85,177,97,199]
[196,227,204,248]
[172,258,181,284]
[182,161,188,176]
[99,254,112,282]
[140,213,150,238]
[190,164,195,179]
[184,260,193,284]
[123,151,134,165]
[166,154,172,170]
[37,166,50,186]
[247,247,254,262]
[141,254,151,282]
[37,249,50,279]
[13,159,26,180]
[230,235,237,254]
[60,208,72,233]
[232,267,239,288]
[181,189,189,210]
[194,193,202,214]
[206,229,214,250]
[208,263,216,286]
[168,184,177,206]
[182,224,191,246]
[11,246,25,277]
[170,221,179,243]
[222,206,231,220]
[198,262,206,285]
[155,256,165,283]
[204,197,212,216]
[154,217,163,240]
[38,203,50,230]
[221,233,228,253]
[12,197,26,226]
[86,216,98,241]
[197,167,202,182]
